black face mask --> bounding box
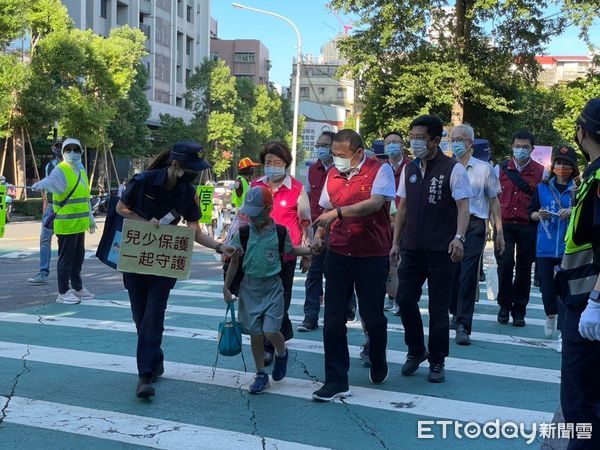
[179,172,198,185]
[574,130,591,162]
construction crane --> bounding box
[331,9,353,36]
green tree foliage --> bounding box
[330,0,600,157]
[152,114,199,152]
[181,59,296,176]
[108,64,152,157]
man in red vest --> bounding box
[496,131,545,326]
[298,131,335,332]
[311,129,395,401]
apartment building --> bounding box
[210,39,271,86]
[62,0,211,125]
[535,55,595,87]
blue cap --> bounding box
[170,141,211,171]
[240,186,273,217]
[577,98,600,142]
[371,139,388,159]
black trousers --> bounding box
[561,337,600,449]
[495,223,537,319]
[397,250,457,363]
[450,217,486,334]
[57,232,85,294]
[537,257,562,316]
[323,252,388,383]
[123,272,176,378]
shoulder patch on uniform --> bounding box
[409,174,417,184]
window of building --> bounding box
[337,87,346,99]
[235,74,255,83]
[154,88,170,104]
[185,69,191,82]
[187,5,193,23]
[176,97,183,107]
[234,52,256,63]
[100,0,108,18]
[155,55,170,82]
[300,87,310,98]
[155,18,171,47]
[318,87,325,95]
[156,0,171,13]
[210,52,219,61]
[186,37,193,56]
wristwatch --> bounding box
[454,234,466,244]
[590,290,600,304]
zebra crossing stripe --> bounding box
[0,342,554,428]
[0,311,560,384]
[0,395,323,449]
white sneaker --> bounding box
[545,315,557,338]
[71,287,95,300]
[56,291,81,305]
[556,333,562,353]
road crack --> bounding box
[0,345,31,426]
[237,374,266,450]
[340,398,388,448]
[291,351,321,382]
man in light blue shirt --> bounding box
[449,124,505,345]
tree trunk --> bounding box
[13,128,27,200]
[452,0,473,125]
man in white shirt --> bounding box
[448,124,505,346]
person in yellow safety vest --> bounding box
[32,138,97,305]
[557,98,600,448]
[231,157,260,209]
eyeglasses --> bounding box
[63,146,82,153]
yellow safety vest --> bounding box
[559,167,600,297]
[231,176,249,209]
[53,162,90,235]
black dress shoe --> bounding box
[369,362,388,384]
[401,352,428,376]
[455,327,471,346]
[136,377,155,398]
[497,308,510,324]
[512,318,526,327]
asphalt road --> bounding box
[0,218,223,311]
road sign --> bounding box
[196,185,214,224]
[117,219,195,279]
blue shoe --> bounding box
[272,350,288,381]
[27,273,48,284]
[248,372,269,394]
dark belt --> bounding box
[469,215,485,222]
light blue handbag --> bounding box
[212,303,246,377]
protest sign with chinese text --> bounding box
[117,219,195,279]
[196,185,214,224]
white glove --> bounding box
[578,300,600,340]
[88,216,97,234]
[31,182,41,191]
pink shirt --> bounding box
[252,175,311,260]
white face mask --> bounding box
[332,155,352,173]
[63,152,81,165]
[410,139,429,159]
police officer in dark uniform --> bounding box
[116,141,237,398]
[559,98,600,448]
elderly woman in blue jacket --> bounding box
[529,146,579,349]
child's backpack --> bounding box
[224,224,288,296]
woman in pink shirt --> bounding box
[251,141,312,363]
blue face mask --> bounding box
[265,166,286,180]
[451,142,468,158]
[384,143,402,158]
[315,146,331,161]
[64,152,81,166]
[513,148,530,162]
